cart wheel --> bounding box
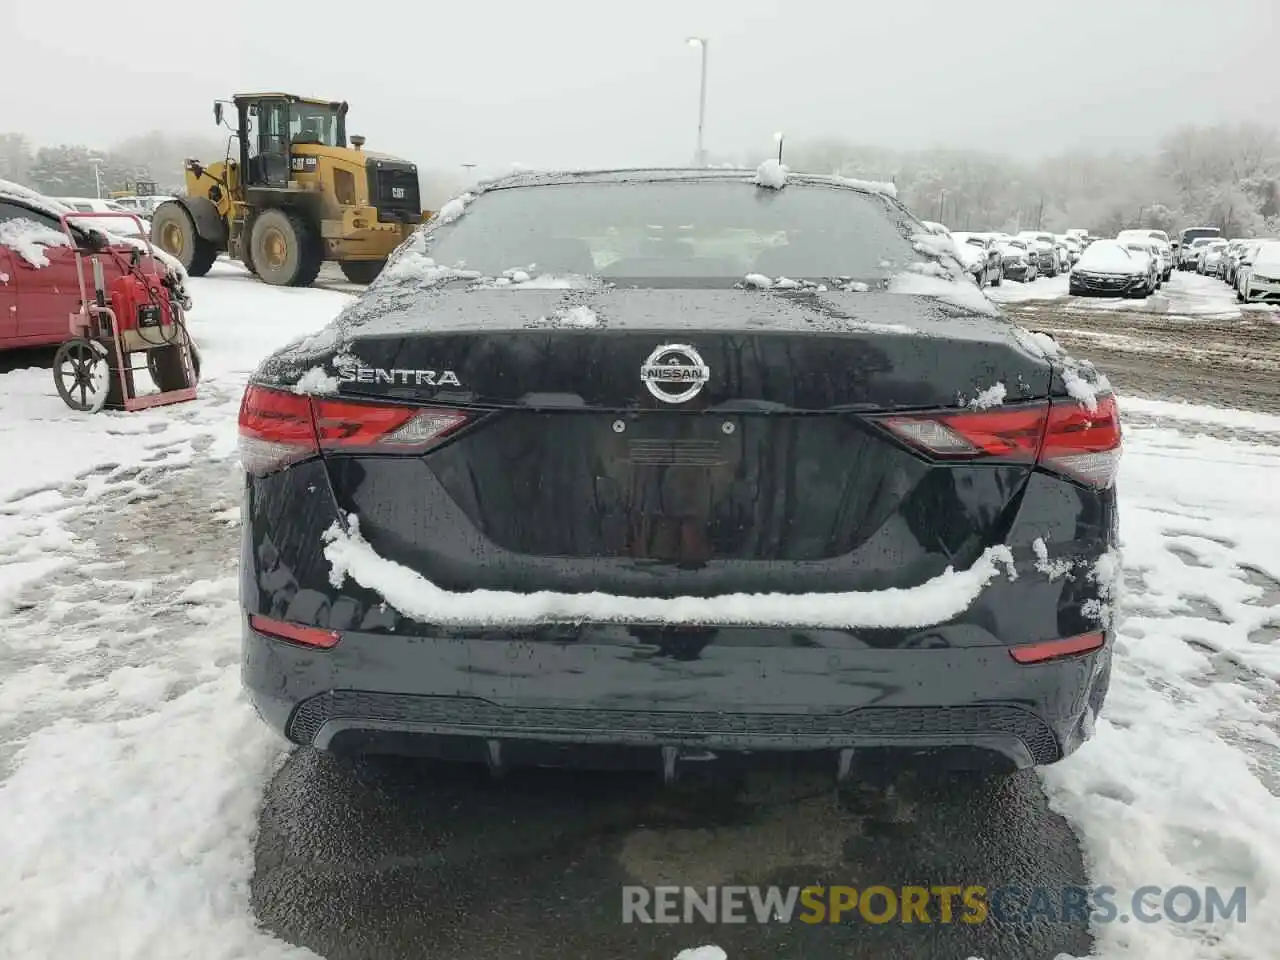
[53,338,112,412]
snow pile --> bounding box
[482,271,595,290]
[753,159,789,189]
[533,305,600,328]
[887,271,998,315]
[433,191,475,225]
[742,273,774,289]
[323,514,1016,628]
[1041,416,1280,960]
[674,948,727,960]
[0,216,69,268]
[292,366,340,395]
[1031,537,1077,580]
[381,251,483,287]
[966,383,1007,410]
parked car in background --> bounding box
[998,239,1038,282]
[52,197,149,238]
[1116,230,1172,280]
[1199,239,1229,277]
[951,231,1003,287]
[1017,231,1061,277]
[1070,239,1154,297]
[1237,240,1280,303]
[1058,235,1082,266]
[1175,226,1221,268]
[1223,240,1249,285]
[1119,240,1162,291]
[1179,236,1214,270]
[112,194,176,217]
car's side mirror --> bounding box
[213,102,223,126]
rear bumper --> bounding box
[243,618,1113,772]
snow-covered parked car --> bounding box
[1070,239,1156,297]
[1198,239,1229,277]
[1236,239,1280,304]
[53,197,150,238]
[1119,240,1163,291]
[998,239,1038,282]
[951,231,1003,287]
[0,179,194,366]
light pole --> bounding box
[686,37,708,166]
[773,131,784,164]
[88,157,104,198]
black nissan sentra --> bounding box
[239,168,1121,782]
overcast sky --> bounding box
[9,0,1275,174]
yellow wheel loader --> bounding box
[150,93,427,286]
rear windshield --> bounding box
[414,180,932,284]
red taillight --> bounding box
[237,385,470,475]
[249,614,340,649]
[312,398,468,452]
[874,393,1122,488]
[880,405,1047,462]
[1039,393,1122,488]
[1010,631,1105,664]
[238,386,318,476]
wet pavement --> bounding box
[252,754,1091,960]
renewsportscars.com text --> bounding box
[621,885,1247,925]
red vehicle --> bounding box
[0,182,191,352]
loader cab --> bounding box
[227,93,349,189]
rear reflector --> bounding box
[874,393,1122,488]
[1010,631,1105,664]
[249,614,341,649]
[237,385,470,475]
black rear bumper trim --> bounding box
[287,690,1062,766]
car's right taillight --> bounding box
[873,392,1122,489]
[237,384,471,476]
[1038,392,1122,488]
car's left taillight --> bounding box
[238,385,318,476]
[237,385,472,476]
[872,392,1122,489]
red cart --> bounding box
[52,211,198,412]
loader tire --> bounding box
[151,203,216,277]
[249,209,323,287]
[339,259,386,284]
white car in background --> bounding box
[1198,239,1229,276]
[1237,239,1280,304]
[111,194,174,217]
[53,196,150,237]
[1116,229,1171,279]
[1180,236,1214,269]
[1071,239,1156,297]
[1120,240,1162,290]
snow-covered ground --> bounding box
[988,269,1278,322]
[0,264,1278,959]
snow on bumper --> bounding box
[321,513,1018,629]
